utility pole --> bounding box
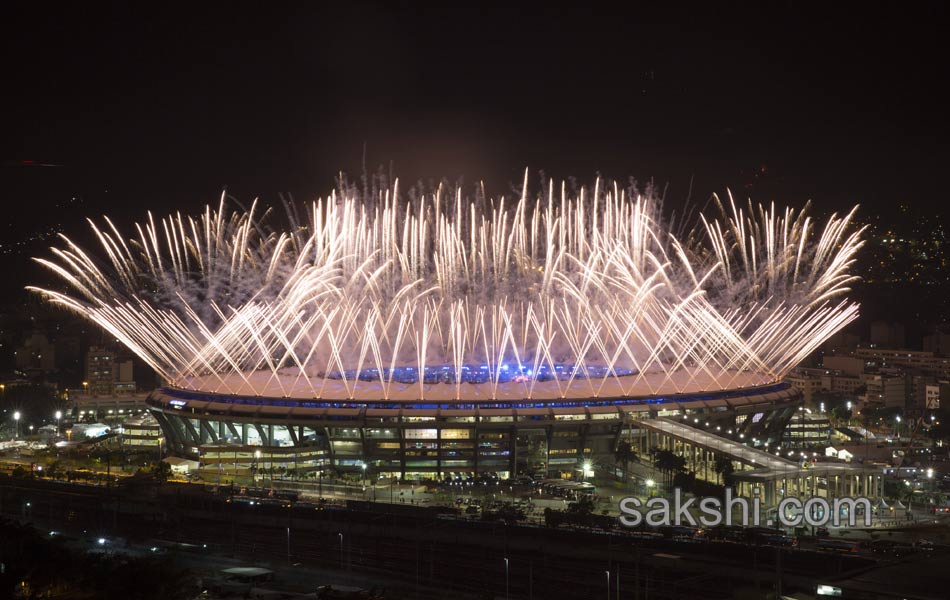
[529,559,533,600]
[635,548,641,600]
[775,545,783,598]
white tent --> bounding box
[162,456,199,475]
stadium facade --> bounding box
[147,381,801,480]
[33,179,859,483]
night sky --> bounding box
[2,3,948,277]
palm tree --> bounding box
[714,455,734,486]
[615,440,639,482]
[47,460,64,480]
[651,448,686,489]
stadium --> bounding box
[32,175,863,481]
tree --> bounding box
[47,460,65,480]
[714,455,735,485]
[615,440,638,482]
[488,503,527,526]
[150,461,171,483]
[862,405,903,426]
[672,470,697,492]
[651,448,687,489]
[565,495,595,526]
[815,391,852,425]
[543,507,564,528]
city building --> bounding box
[14,332,56,375]
[120,414,164,450]
[862,374,907,409]
[854,347,950,379]
[783,409,832,448]
[84,346,136,396]
[71,391,150,422]
[786,366,864,405]
[786,370,822,404]
[926,384,942,409]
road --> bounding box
[2,476,893,599]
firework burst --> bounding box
[29,173,864,401]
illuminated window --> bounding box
[440,429,472,439]
[405,429,437,440]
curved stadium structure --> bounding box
[32,175,863,480]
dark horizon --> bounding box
[3,3,947,214]
[3,2,949,329]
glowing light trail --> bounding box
[30,174,863,401]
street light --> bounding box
[55,411,62,433]
[504,557,509,600]
[581,460,594,480]
[13,411,20,439]
[606,570,611,600]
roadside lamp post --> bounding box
[504,557,509,600]
[582,459,594,481]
